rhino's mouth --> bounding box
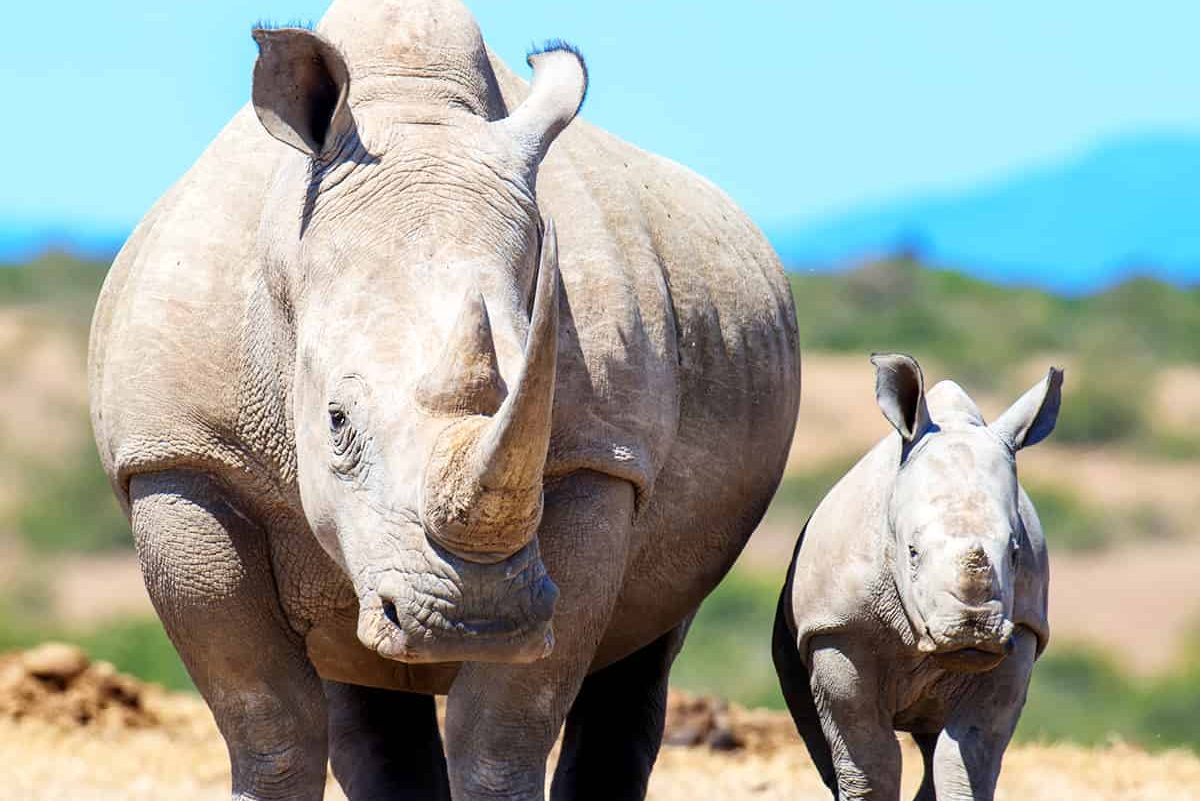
[918,606,1015,673]
[355,538,558,664]
[931,644,1011,673]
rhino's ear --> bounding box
[992,367,1064,451]
[251,27,353,157]
[497,41,587,166]
[871,353,932,444]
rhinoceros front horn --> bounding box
[421,220,561,562]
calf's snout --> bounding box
[952,543,999,606]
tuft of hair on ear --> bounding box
[527,39,589,106]
[252,18,316,34]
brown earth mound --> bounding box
[0,643,186,732]
[664,690,799,755]
[0,645,782,753]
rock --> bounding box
[21,643,89,681]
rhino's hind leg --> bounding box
[130,470,328,801]
[550,620,690,801]
[324,681,450,800]
[911,732,938,801]
[771,593,837,797]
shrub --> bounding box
[17,442,131,553]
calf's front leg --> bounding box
[932,629,1037,801]
[810,637,901,801]
[444,471,635,801]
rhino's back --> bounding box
[492,59,799,512]
[89,107,288,501]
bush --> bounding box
[790,259,1200,391]
[1024,482,1118,552]
[671,569,784,709]
[17,442,131,553]
[1054,366,1149,444]
[1020,643,1200,753]
[0,251,110,324]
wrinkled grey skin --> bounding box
[88,1,799,799]
[773,354,1061,801]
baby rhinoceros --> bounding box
[773,353,1062,801]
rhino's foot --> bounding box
[130,470,329,801]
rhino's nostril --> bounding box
[382,600,401,627]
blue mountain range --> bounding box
[0,217,126,265]
[767,132,1200,293]
[5,133,1200,294]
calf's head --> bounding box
[871,354,1062,673]
[248,23,587,664]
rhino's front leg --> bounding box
[130,471,328,801]
[809,637,901,801]
[931,629,1037,801]
[444,471,635,801]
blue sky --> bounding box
[4,2,1200,234]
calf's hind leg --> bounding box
[550,621,691,801]
[772,591,837,796]
[130,470,328,801]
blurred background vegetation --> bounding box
[1,251,1199,751]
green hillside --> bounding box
[2,251,1199,752]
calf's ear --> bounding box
[251,27,353,157]
[870,353,932,443]
[991,367,1064,450]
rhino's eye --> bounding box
[1010,540,1020,567]
[908,545,919,562]
[329,407,347,432]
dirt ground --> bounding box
[2,645,1198,801]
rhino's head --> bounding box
[248,22,588,664]
[871,354,1062,673]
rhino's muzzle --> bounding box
[918,602,1015,673]
[356,539,558,664]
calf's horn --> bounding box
[421,220,561,561]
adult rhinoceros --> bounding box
[89,1,799,799]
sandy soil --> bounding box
[1047,538,1200,673]
[2,647,1197,801]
